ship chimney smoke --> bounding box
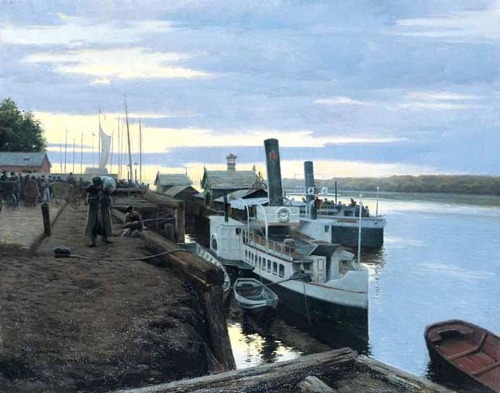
[264,138,284,206]
[304,161,317,219]
[304,161,315,204]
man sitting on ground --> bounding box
[121,205,145,237]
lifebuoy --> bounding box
[321,187,328,194]
[307,187,315,195]
[276,207,291,223]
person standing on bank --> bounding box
[85,176,113,247]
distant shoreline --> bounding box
[282,175,500,198]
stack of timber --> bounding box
[115,348,453,393]
[111,209,235,373]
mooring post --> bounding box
[41,202,51,236]
[176,202,185,243]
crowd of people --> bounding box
[115,178,149,189]
[0,170,88,207]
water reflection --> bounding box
[227,312,303,368]
[186,197,500,378]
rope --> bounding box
[60,248,190,262]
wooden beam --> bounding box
[143,192,184,209]
[356,355,454,393]
[116,348,357,393]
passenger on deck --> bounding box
[349,198,357,207]
[121,205,144,237]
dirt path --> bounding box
[0,205,210,392]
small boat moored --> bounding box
[233,278,279,316]
[425,319,499,392]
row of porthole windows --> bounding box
[245,249,285,278]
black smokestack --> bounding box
[264,138,283,206]
[304,161,315,204]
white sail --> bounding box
[99,125,112,169]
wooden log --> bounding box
[202,285,235,372]
[143,192,184,209]
[111,209,220,287]
[175,202,185,243]
[41,202,51,236]
[356,355,454,393]
[116,348,357,393]
[299,376,336,393]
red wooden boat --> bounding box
[425,319,499,392]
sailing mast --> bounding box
[64,129,68,173]
[139,117,143,183]
[117,116,121,178]
[80,132,83,173]
[124,96,133,181]
[110,129,114,174]
[98,108,102,165]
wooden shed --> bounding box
[154,173,192,193]
[0,151,51,173]
[199,153,260,207]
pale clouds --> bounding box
[314,97,372,106]
[0,18,172,46]
[2,0,499,177]
[395,2,500,42]
[397,90,481,111]
[24,48,211,83]
[137,128,403,152]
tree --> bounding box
[0,98,47,152]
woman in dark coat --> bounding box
[24,175,40,207]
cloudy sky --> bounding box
[1,0,499,184]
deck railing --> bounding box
[243,229,295,260]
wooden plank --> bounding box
[115,348,357,393]
[143,192,184,208]
[356,355,455,392]
[202,286,235,372]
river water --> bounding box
[188,193,500,380]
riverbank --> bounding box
[0,200,469,393]
[0,204,214,392]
